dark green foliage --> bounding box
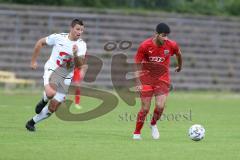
[0,0,240,16]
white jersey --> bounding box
[45,33,87,72]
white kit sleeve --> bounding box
[46,33,58,46]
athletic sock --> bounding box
[151,107,164,125]
[33,106,52,124]
[75,89,80,104]
[134,109,149,134]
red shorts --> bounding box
[140,80,171,98]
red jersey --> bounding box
[135,37,180,84]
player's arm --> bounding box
[72,44,86,69]
[80,55,88,78]
[174,49,182,72]
[134,45,145,88]
[31,38,47,69]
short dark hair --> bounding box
[156,23,170,34]
[71,19,84,27]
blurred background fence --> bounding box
[0,4,239,91]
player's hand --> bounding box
[135,85,142,92]
[72,44,78,56]
[175,66,181,72]
[30,61,38,70]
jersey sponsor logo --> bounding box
[149,56,165,62]
[164,50,170,55]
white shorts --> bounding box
[43,66,73,102]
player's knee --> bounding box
[48,105,57,113]
[45,90,56,99]
[141,101,151,108]
[48,102,56,112]
[45,84,57,99]
[155,102,165,109]
[48,100,60,113]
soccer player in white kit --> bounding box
[25,19,87,131]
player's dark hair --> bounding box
[156,23,170,34]
[71,19,84,27]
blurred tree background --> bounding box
[0,0,240,16]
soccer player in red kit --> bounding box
[133,23,182,140]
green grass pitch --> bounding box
[0,91,239,160]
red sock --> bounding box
[134,109,149,134]
[73,67,81,105]
[151,107,164,125]
[75,89,80,104]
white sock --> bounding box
[43,91,49,102]
[33,106,52,124]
